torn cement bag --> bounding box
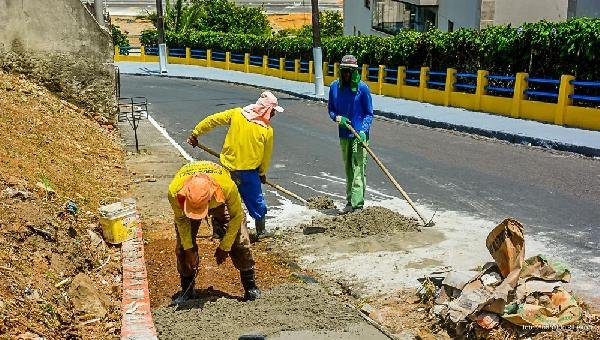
[486,218,525,278]
[502,288,582,326]
[518,254,571,283]
[446,264,499,322]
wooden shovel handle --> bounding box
[344,124,429,225]
[195,143,308,204]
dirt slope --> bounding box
[0,72,127,339]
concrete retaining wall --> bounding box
[0,0,116,117]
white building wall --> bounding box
[344,0,392,36]
[494,0,568,25]
[437,0,481,31]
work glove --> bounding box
[214,247,229,265]
[187,135,199,147]
[259,175,266,184]
[358,131,367,143]
[335,116,350,127]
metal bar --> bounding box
[454,83,477,90]
[427,81,446,87]
[571,81,600,87]
[570,94,600,102]
[526,78,560,84]
[485,86,514,93]
[524,90,558,98]
[455,73,478,78]
[486,75,516,81]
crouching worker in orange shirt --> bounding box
[167,160,260,304]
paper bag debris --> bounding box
[422,218,585,332]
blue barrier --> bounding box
[145,46,158,56]
[428,71,446,76]
[211,51,226,61]
[299,61,310,73]
[453,72,477,92]
[527,78,560,85]
[249,55,263,66]
[405,79,420,86]
[486,75,515,81]
[119,46,141,55]
[525,90,558,99]
[571,94,600,102]
[190,49,206,59]
[456,73,478,78]
[284,60,295,71]
[571,80,600,87]
[168,48,186,57]
[267,57,280,69]
[485,86,514,93]
[230,52,245,64]
[570,80,600,103]
[454,84,477,90]
[427,81,446,87]
[405,69,421,75]
[383,69,398,83]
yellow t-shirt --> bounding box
[167,161,243,251]
[192,107,274,175]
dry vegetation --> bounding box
[0,71,128,339]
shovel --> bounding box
[344,124,435,227]
[193,143,308,205]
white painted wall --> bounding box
[494,0,568,25]
[437,0,481,31]
[344,0,390,36]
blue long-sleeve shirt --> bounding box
[328,80,374,139]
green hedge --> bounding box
[139,18,600,80]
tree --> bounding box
[145,0,271,35]
[110,25,130,47]
[284,11,343,38]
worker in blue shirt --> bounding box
[328,55,374,213]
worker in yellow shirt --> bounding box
[167,160,260,304]
[187,91,284,239]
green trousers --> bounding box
[340,137,368,209]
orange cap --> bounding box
[176,174,224,219]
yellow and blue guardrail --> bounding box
[114,46,600,131]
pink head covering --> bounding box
[242,91,284,127]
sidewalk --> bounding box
[116,61,600,157]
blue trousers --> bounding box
[231,169,267,221]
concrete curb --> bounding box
[120,218,158,340]
[123,72,600,158]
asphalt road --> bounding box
[121,75,600,287]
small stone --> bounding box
[2,187,31,200]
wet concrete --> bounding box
[152,283,388,340]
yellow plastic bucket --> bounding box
[98,201,137,244]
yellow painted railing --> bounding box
[114,46,600,131]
